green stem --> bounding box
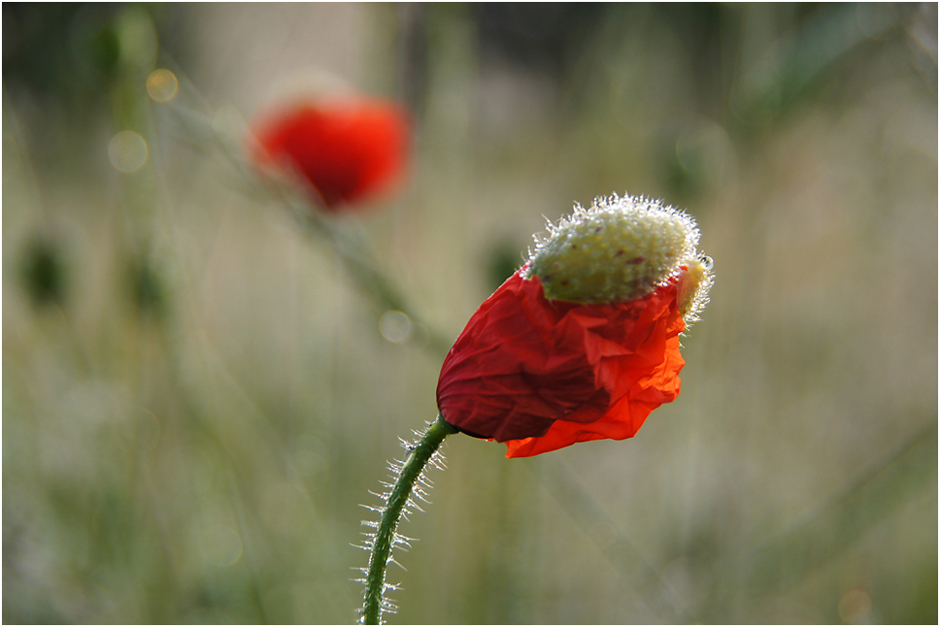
[163,94,454,356]
[292,206,454,356]
[361,415,457,624]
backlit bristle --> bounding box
[525,193,712,323]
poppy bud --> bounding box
[436,194,712,457]
[252,97,410,210]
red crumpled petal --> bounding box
[253,98,410,210]
[436,270,685,458]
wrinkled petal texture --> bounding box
[254,99,410,209]
[436,270,685,458]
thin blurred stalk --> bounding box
[742,420,938,593]
[732,3,905,127]
[105,11,280,621]
[531,457,700,623]
[225,471,269,623]
[151,60,453,355]
[695,420,938,622]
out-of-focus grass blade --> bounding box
[743,421,937,593]
[531,457,700,623]
[733,4,904,125]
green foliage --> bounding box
[3,3,936,624]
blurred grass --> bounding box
[3,3,937,624]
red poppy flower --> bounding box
[436,270,686,457]
[253,98,410,210]
[435,193,712,458]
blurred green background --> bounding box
[3,3,937,624]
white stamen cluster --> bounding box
[524,193,713,322]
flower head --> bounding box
[436,194,712,457]
[253,97,410,210]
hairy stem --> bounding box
[361,415,457,624]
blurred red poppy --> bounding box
[253,98,410,210]
[436,269,686,458]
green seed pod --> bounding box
[525,193,713,322]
